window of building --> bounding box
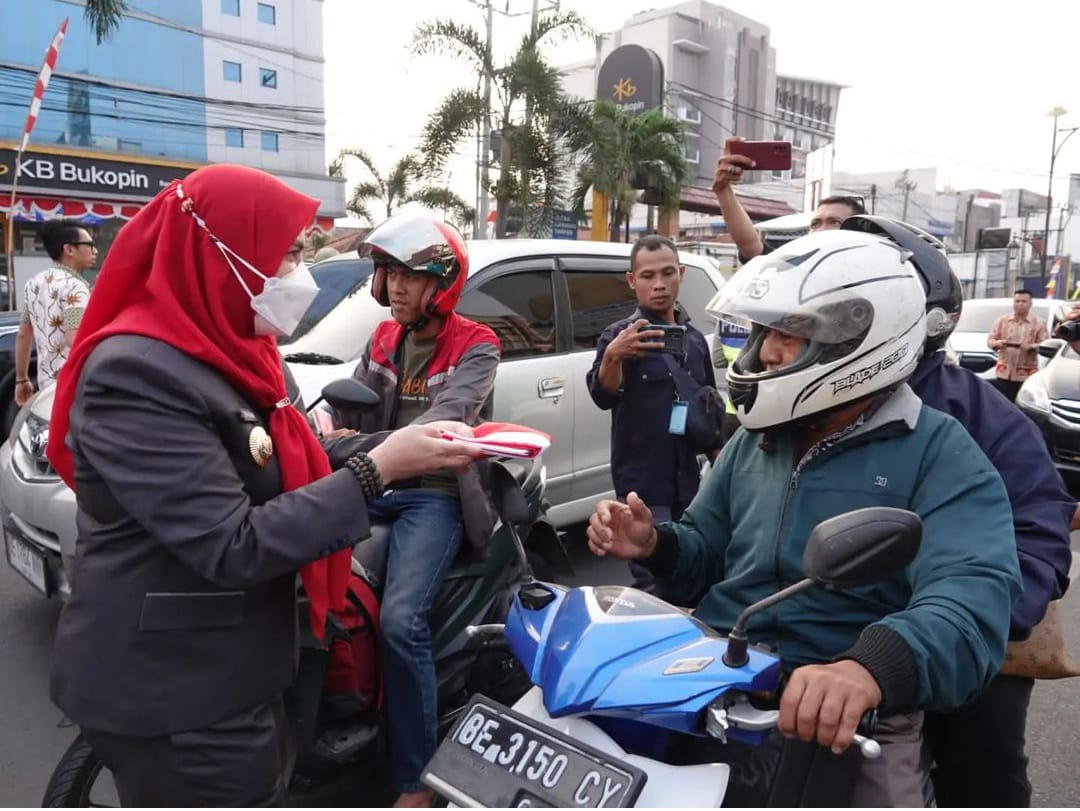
[221,0,239,15]
[257,3,277,24]
[565,271,638,351]
[223,61,242,82]
[456,271,555,359]
[261,131,279,152]
[117,139,142,152]
[260,68,277,89]
[225,128,244,148]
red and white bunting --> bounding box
[19,16,69,155]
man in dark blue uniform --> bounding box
[587,235,722,591]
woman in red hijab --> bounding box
[45,164,481,807]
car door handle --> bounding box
[538,377,565,399]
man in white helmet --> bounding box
[587,229,1021,805]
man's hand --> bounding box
[586,493,656,560]
[14,380,33,407]
[711,136,756,197]
[605,319,664,362]
[778,660,882,754]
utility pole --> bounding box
[1041,107,1078,288]
[476,0,494,239]
[869,184,877,214]
[895,169,917,223]
[517,0,540,236]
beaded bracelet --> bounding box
[344,453,384,501]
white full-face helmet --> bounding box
[706,229,927,431]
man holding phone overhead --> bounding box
[712,136,866,263]
[587,235,723,592]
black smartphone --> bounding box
[650,324,687,355]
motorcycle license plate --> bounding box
[422,695,646,808]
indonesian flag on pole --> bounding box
[19,17,69,155]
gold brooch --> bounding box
[248,426,273,466]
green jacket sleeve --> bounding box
[651,437,737,605]
[868,416,1022,712]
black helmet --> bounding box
[841,215,962,351]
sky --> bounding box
[322,0,1080,222]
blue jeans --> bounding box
[368,490,463,793]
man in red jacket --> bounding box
[331,214,500,807]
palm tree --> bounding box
[411,11,591,238]
[83,0,127,43]
[569,101,689,242]
[328,148,474,230]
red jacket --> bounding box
[337,312,502,556]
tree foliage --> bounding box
[412,11,592,237]
[83,0,128,44]
[329,148,474,229]
[568,101,689,241]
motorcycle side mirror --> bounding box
[1039,338,1065,360]
[722,507,922,669]
[801,507,922,589]
[321,378,380,413]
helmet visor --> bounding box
[358,215,458,278]
[707,260,875,345]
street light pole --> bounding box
[1041,106,1079,290]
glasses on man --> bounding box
[68,240,96,248]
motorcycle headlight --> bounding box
[1017,377,1051,414]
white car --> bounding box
[2,239,728,600]
[947,297,1069,380]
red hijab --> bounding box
[46,163,349,638]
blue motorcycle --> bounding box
[421,507,922,807]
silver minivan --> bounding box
[1,239,728,599]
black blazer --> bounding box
[50,335,371,736]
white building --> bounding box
[201,0,342,214]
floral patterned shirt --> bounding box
[21,265,90,388]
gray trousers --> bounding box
[82,698,286,807]
[851,710,926,807]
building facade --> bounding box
[0,0,342,298]
[561,0,777,189]
[772,74,843,180]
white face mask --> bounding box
[218,244,318,337]
[251,262,318,337]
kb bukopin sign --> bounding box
[0,148,192,200]
[596,45,664,116]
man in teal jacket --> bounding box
[588,228,1021,806]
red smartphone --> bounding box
[729,140,792,171]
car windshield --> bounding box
[279,257,374,348]
[955,300,1049,333]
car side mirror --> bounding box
[1039,338,1065,360]
[321,377,380,413]
[802,507,922,589]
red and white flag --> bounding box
[18,17,69,155]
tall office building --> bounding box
[0,0,343,292]
[561,0,777,189]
